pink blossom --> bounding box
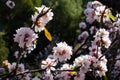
[14,27,38,50]
[32,5,54,32]
[53,42,73,62]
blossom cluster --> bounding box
[1,0,120,80]
[1,5,54,80]
[32,5,54,32]
[84,1,111,24]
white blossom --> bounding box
[92,1,103,9]
[56,64,72,80]
[79,22,87,29]
[94,28,111,48]
[94,61,108,77]
[94,6,111,23]
[14,27,38,50]
[102,37,111,48]
[74,72,85,80]
[84,8,95,17]
[41,57,57,71]
[84,8,95,24]
[74,55,91,73]
[32,5,54,32]
[53,42,73,62]
[9,63,25,74]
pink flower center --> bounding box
[59,49,67,55]
[24,33,30,42]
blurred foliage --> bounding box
[42,0,93,46]
[0,32,9,67]
[46,0,84,45]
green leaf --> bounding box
[103,72,107,80]
[108,13,116,21]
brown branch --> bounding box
[99,38,120,60]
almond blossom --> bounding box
[74,71,85,80]
[32,5,54,32]
[9,63,24,73]
[94,28,111,48]
[56,64,72,80]
[53,42,73,62]
[94,5,111,23]
[94,61,108,77]
[84,1,111,24]
[41,57,57,71]
[74,55,91,73]
[14,27,38,50]
[92,1,103,9]
[9,63,31,79]
[84,8,95,24]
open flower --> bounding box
[9,63,25,74]
[14,27,38,50]
[94,5,111,23]
[74,71,85,80]
[92,1,103,9]
[53,42,73,62]
[94,61,108,77]
[56,64,72,80]
[94,28,111,48]
[41,57,57,71]
[74,55,91,73]
[32,5,54,32]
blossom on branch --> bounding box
[94,6,111,23]
[56,64,73,80]
[74,71,85,80]
[74,55,91,73]
[53,42,73,62]
[94,28,111,48]
[9,63,25,74]
[85,1,111,24]
[41,57,57,71]
[14,27,38,51]
[32,5,54,32]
